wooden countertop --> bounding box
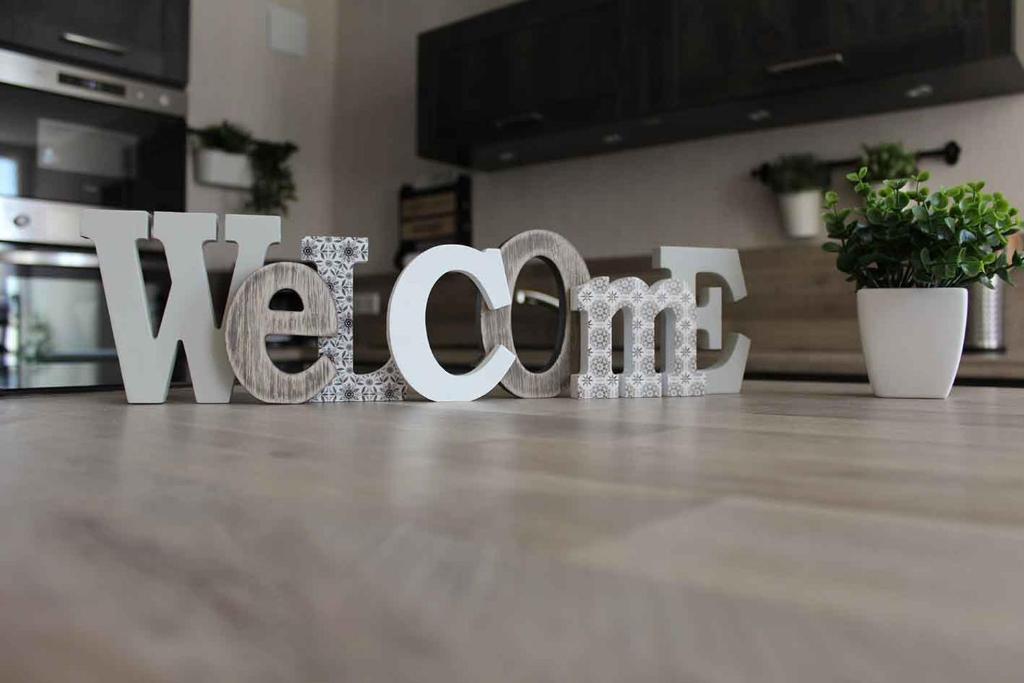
[744,349,1024,381]
[334,345,1024,383]
[3,381,1024,681]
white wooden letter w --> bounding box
[81,210,280,404]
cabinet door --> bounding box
[433,23,544,148]
[633,0,1008,113]
[624,1,800,113]
[832,0,1009,80]
[534,0,624,132]
[715,0,1007,100]
[671,0,844,103]
[735,0,843,96]
[622,0,674,115]
[433,0,623,148]
[0,0,190,86]
[674,3,752,105]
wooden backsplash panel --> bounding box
[350,245,1024,363]
[726,245,861,352]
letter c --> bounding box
[386,245,515,401]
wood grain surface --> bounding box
[224,262,337,403]
[2,381,1024,681]
[480,230,590,398]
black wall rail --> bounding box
[751,141,961,184]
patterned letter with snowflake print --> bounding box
[299,236,406,402]
[569,276,705,400]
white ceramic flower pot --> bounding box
[857,288,968,399]
[194,148,252,189]
[776,189,823,239]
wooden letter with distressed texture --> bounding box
[224,263,337,404]
[480,229,590,398]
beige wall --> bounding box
[187,0,339,265]
[333,0,507,271]
[331,0,1024,274]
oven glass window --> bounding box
[37,118,138,180]
[0,83,184,210]
[0,257,181,391]
[0,156,17,196]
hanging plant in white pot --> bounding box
[859,142,919,191]
[762,154,830,239]
[191,121,299,215]
[822,167,1024,398]
[192,120,253,189]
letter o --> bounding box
[480,230,590,398]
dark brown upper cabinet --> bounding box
[0,0,190,86]
[419,0,1024,170]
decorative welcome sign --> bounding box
[80,210,750,404]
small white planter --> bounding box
[776,189,823,238]
[857,288,968,399]
[194,148,252,189]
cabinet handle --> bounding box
[766,52,844,75]
[60,32,128,55]
[493,111,544,130]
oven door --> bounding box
[0,244,183,390]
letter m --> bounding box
[81,210,280,403]
[570,276,706,399]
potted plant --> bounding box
[191,121,300,215]
[860,142,918,186]
[193,120,254,189]
[823,167,1023,398]
[763,154,830,238]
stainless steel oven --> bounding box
[0,47,186,391]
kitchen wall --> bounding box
[475,97,1024,260]
[187,0,339,265]
[333,0,505,271]
[331,0,1024,274]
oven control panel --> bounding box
[0,47,186,117]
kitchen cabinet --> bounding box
[419,0,1023,170]
[0,0,190,86]
[422,0,624,165]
